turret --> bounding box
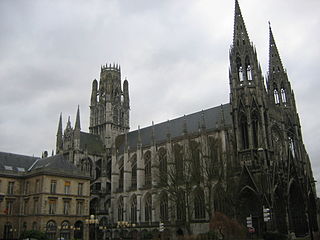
[91,79,98,106]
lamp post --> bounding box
[85,215,99,240]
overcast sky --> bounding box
[0,0,319,191]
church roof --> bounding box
[80,132,104,155]
[117,103,231,152]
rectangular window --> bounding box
[63,201,70,215]
[78,183,83,196]
[7,182,14,195]
[48,200,56,214]
[64,181,71,194]
[76,201,84,215]
[6,200,13,215]
[24,181,29,195]
[34,199,39,214]
[23,200,28,215]
[50,180,57,194]
[35,179,40,193]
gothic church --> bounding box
[56,0,319,238]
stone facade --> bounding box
[0,152,91,240]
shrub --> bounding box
[262,231,287,240]
[19,230,49,240]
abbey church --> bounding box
[0,0,318,239]
[55,0,319,238]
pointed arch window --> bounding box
[118,196,124,221]
[159,148,167,185]
[246,65,252,81]
[236,57,243,82]
[131,195,137,223]
[281,88,287,103]
[288,135,295,158]
[190,141,201,183]
[238,66,244,82]
[251,110,259,148]
[145,194,152,222]
[131,155,137,190]
[239,113,249,149]
[274,89,280,104]
[144,151,152,187]
[245,56,252,81]
[174,144,184,183]
[194,189,205,219]
[160,192,169,221]
[119,157,124,192]
[177,190,186,221]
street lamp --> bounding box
[85,215,99,240]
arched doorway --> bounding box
[74,221,84,240]
[273,186,288,233]
[46,220,57,240]
[308,191,319,232]
[60,221,71,240]
[238,186,263,237]
[176,228,184,239]
[3,222,13,240]
[90,198,99,215]
[288,181,308,236]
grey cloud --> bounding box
[0,0,319,191]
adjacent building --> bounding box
[0,152,91,240]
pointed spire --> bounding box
[56,113,63,154]
[151,121,155,145]
[138,125,142,146]
[166,120,171,140]
[268,22,284,73]
[220,104,226,126]
[57,113,62,135]
[75,105,81,130]
[66,116,72,129]
[183,115,188,135]
[201,110,206,130]
[233,0,250,46]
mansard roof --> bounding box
[0,151,89,179]
[0,152,38,172]
[80,131,104,155]
[116,103,231,152]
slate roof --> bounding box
[0,152,88,178]
[0,152,38,172]
[32,154,79,172]
[117,103,232,152]
[80,131,104,155]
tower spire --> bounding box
[267,23,296,108]
[233,0,250,46]
[268,23,284,74]
[57,113,62,135]
[75,105,81,130]
[56,113,63,154]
